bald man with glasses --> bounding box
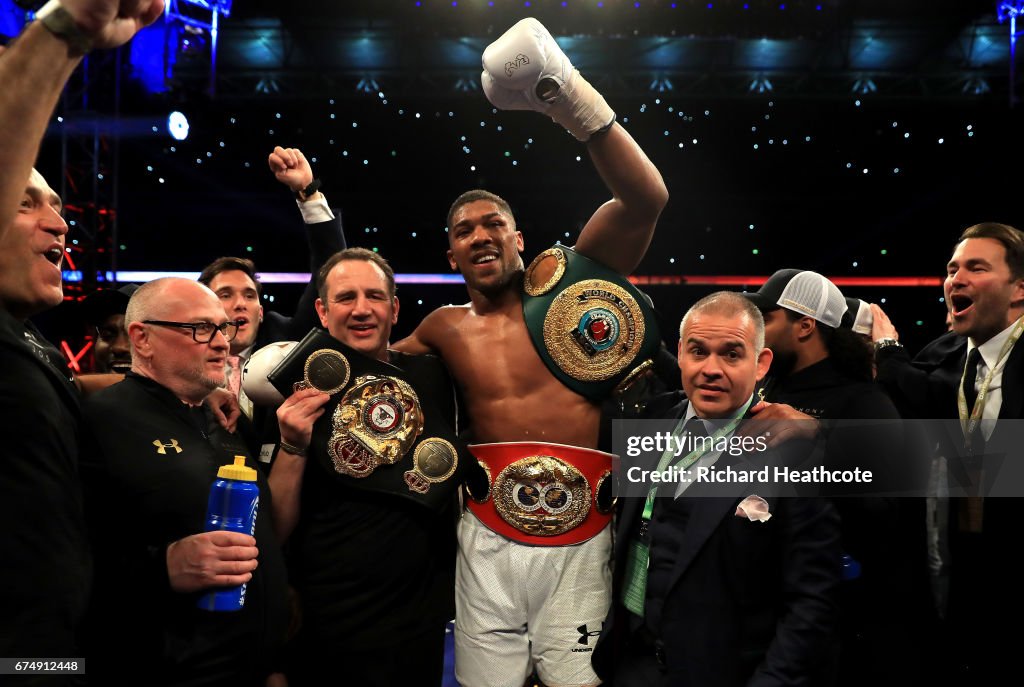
[78,278,288,686]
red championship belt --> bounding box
[466,442,614,546]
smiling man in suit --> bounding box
[872,221,1024,682]
[595,291,841,687]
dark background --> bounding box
[12,0,1021,354]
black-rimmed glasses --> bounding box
[142,320,240,344]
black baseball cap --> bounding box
[81,284,140,325]
[742,269,802,313]
[840,297,873,335]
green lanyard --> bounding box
[638,397,754,521]
[958,315,1024,448]
[622,398,753,617]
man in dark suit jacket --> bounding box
[199,146,346,441]
[872,221,1024,682]
[200,147,346,354]
[594,291,841,687]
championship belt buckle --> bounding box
[403,438,459,494]
[328,375,424,478]
[543,279,647,382]
[293,348,351,395]
[493,455,591,537]
[524,247,568,296]
[612,358,654,396]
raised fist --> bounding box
[481,17,614,141]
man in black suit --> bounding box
[199,146,345,432]
[872,221,1024,682]
[595,291,841,687]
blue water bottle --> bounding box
[197,456,259,612]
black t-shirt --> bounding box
[288,351,458,650]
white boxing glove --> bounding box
[241,341,297,406]
[481,17,615,142]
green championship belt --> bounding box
[267,329,472,511]
[522,243,661,401]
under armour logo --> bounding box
[577,623,603,645]
[504,53,530,77]
[153,439,182,455]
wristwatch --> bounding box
[295,178,321,202]
[873,337,903,352]
[36,1,94,57]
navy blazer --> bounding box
[875,328,1024,680]
[594,393,841,687]
[876,329,1024,552]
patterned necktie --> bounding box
[225,355,243,398]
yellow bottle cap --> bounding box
[217,456,257,482]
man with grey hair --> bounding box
[678,291,766,351]
[79,278,288,684]
[594,291,841,686]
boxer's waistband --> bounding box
[466,441,614,546]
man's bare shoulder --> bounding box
[394,303,471,354]
[423,303,471,330]
[435,302,472,317]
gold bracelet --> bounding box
[279,440,308,457]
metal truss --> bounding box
[162,16,1017,103]
[998,1,1024,106]
[56,48,125,299]
[164,0,234,95]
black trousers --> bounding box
[608,627,665,687]
[288,624,447,687]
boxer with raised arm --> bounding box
[396,18,668,687]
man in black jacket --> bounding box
[0,2,162,676]
[79,278,288,686]
[198,146,346,425]
[595,292,841,687]
[872,221,1024,682]
[743,269,932,687]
